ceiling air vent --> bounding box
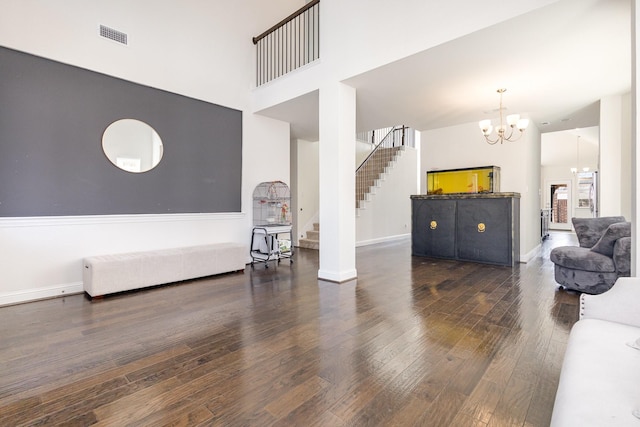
[99,25,128,45]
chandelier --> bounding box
[479,88,529,145]
[571,135,589,174]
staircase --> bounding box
[356,126,412,210]
[299,143,403,251]
[356,146,405,209]
[298,222,319,249]
[298,126,413,251]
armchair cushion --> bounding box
[572,216,626,248]
[550,246,615,272]
[590,222,631,256]
[613,237,632,277]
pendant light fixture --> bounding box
[571,135,582,174]
[479,88,529,145]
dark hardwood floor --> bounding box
[0,232,579,426]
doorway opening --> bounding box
[550,184,568,224]
[545,180,572,230]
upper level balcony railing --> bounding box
[253,0,320,86]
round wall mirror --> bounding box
[102,119,163,173]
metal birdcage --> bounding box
[252,181,291,226]
[250,181,294,268]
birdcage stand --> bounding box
[250,225,294,268]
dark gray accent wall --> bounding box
[0,46,242,216]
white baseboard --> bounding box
[520,243,542,263]
[317,268,358,283]
[356,233,410,248]
[0,282,84,307]
[0,212,245,228]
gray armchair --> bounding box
[550,216,631,294]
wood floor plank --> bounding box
[272,366,374,426]
[0,343,192,413]
[486,375,536,426]
[456,378,503,424]
[327,376,384,422]
[449,413,489,427]
[380,395,433,427]
[13,377,152,426]
[419,387,468,427]
[411,354,466,404]
[135,403,214,427]
[92,377,185,425]
[264,375,331,419]
[0,233,580,426]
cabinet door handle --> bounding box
[430,220,437,230]
[477,223,486,233]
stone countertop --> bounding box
[410,192,521,200]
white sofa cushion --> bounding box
[551,318,640,426]
[580,277,640,327]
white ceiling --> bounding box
[541,126,600,168]
[258,0,631,142]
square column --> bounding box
[318,82,357,282]
[599,95,624,217]
[632,0,639,275]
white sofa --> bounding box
[83,243,246,297]
[551,277,640,426]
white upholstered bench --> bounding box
[83,243,246,297]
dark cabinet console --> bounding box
[411,193,520,266]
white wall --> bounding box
[0,0,303,112]
[356,147,419,246]
[0,0,294,305]
[600,95,624,216]
[521,123,542,261]
[622,92,633,220]
[599,93,633,220]
[421,120,541,262]
[633,0,639,276]
[356,140,375,167]
[292,139,319,245]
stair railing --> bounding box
[356,126,413,208]
[356,126,411,173]
[253,0,320,86]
